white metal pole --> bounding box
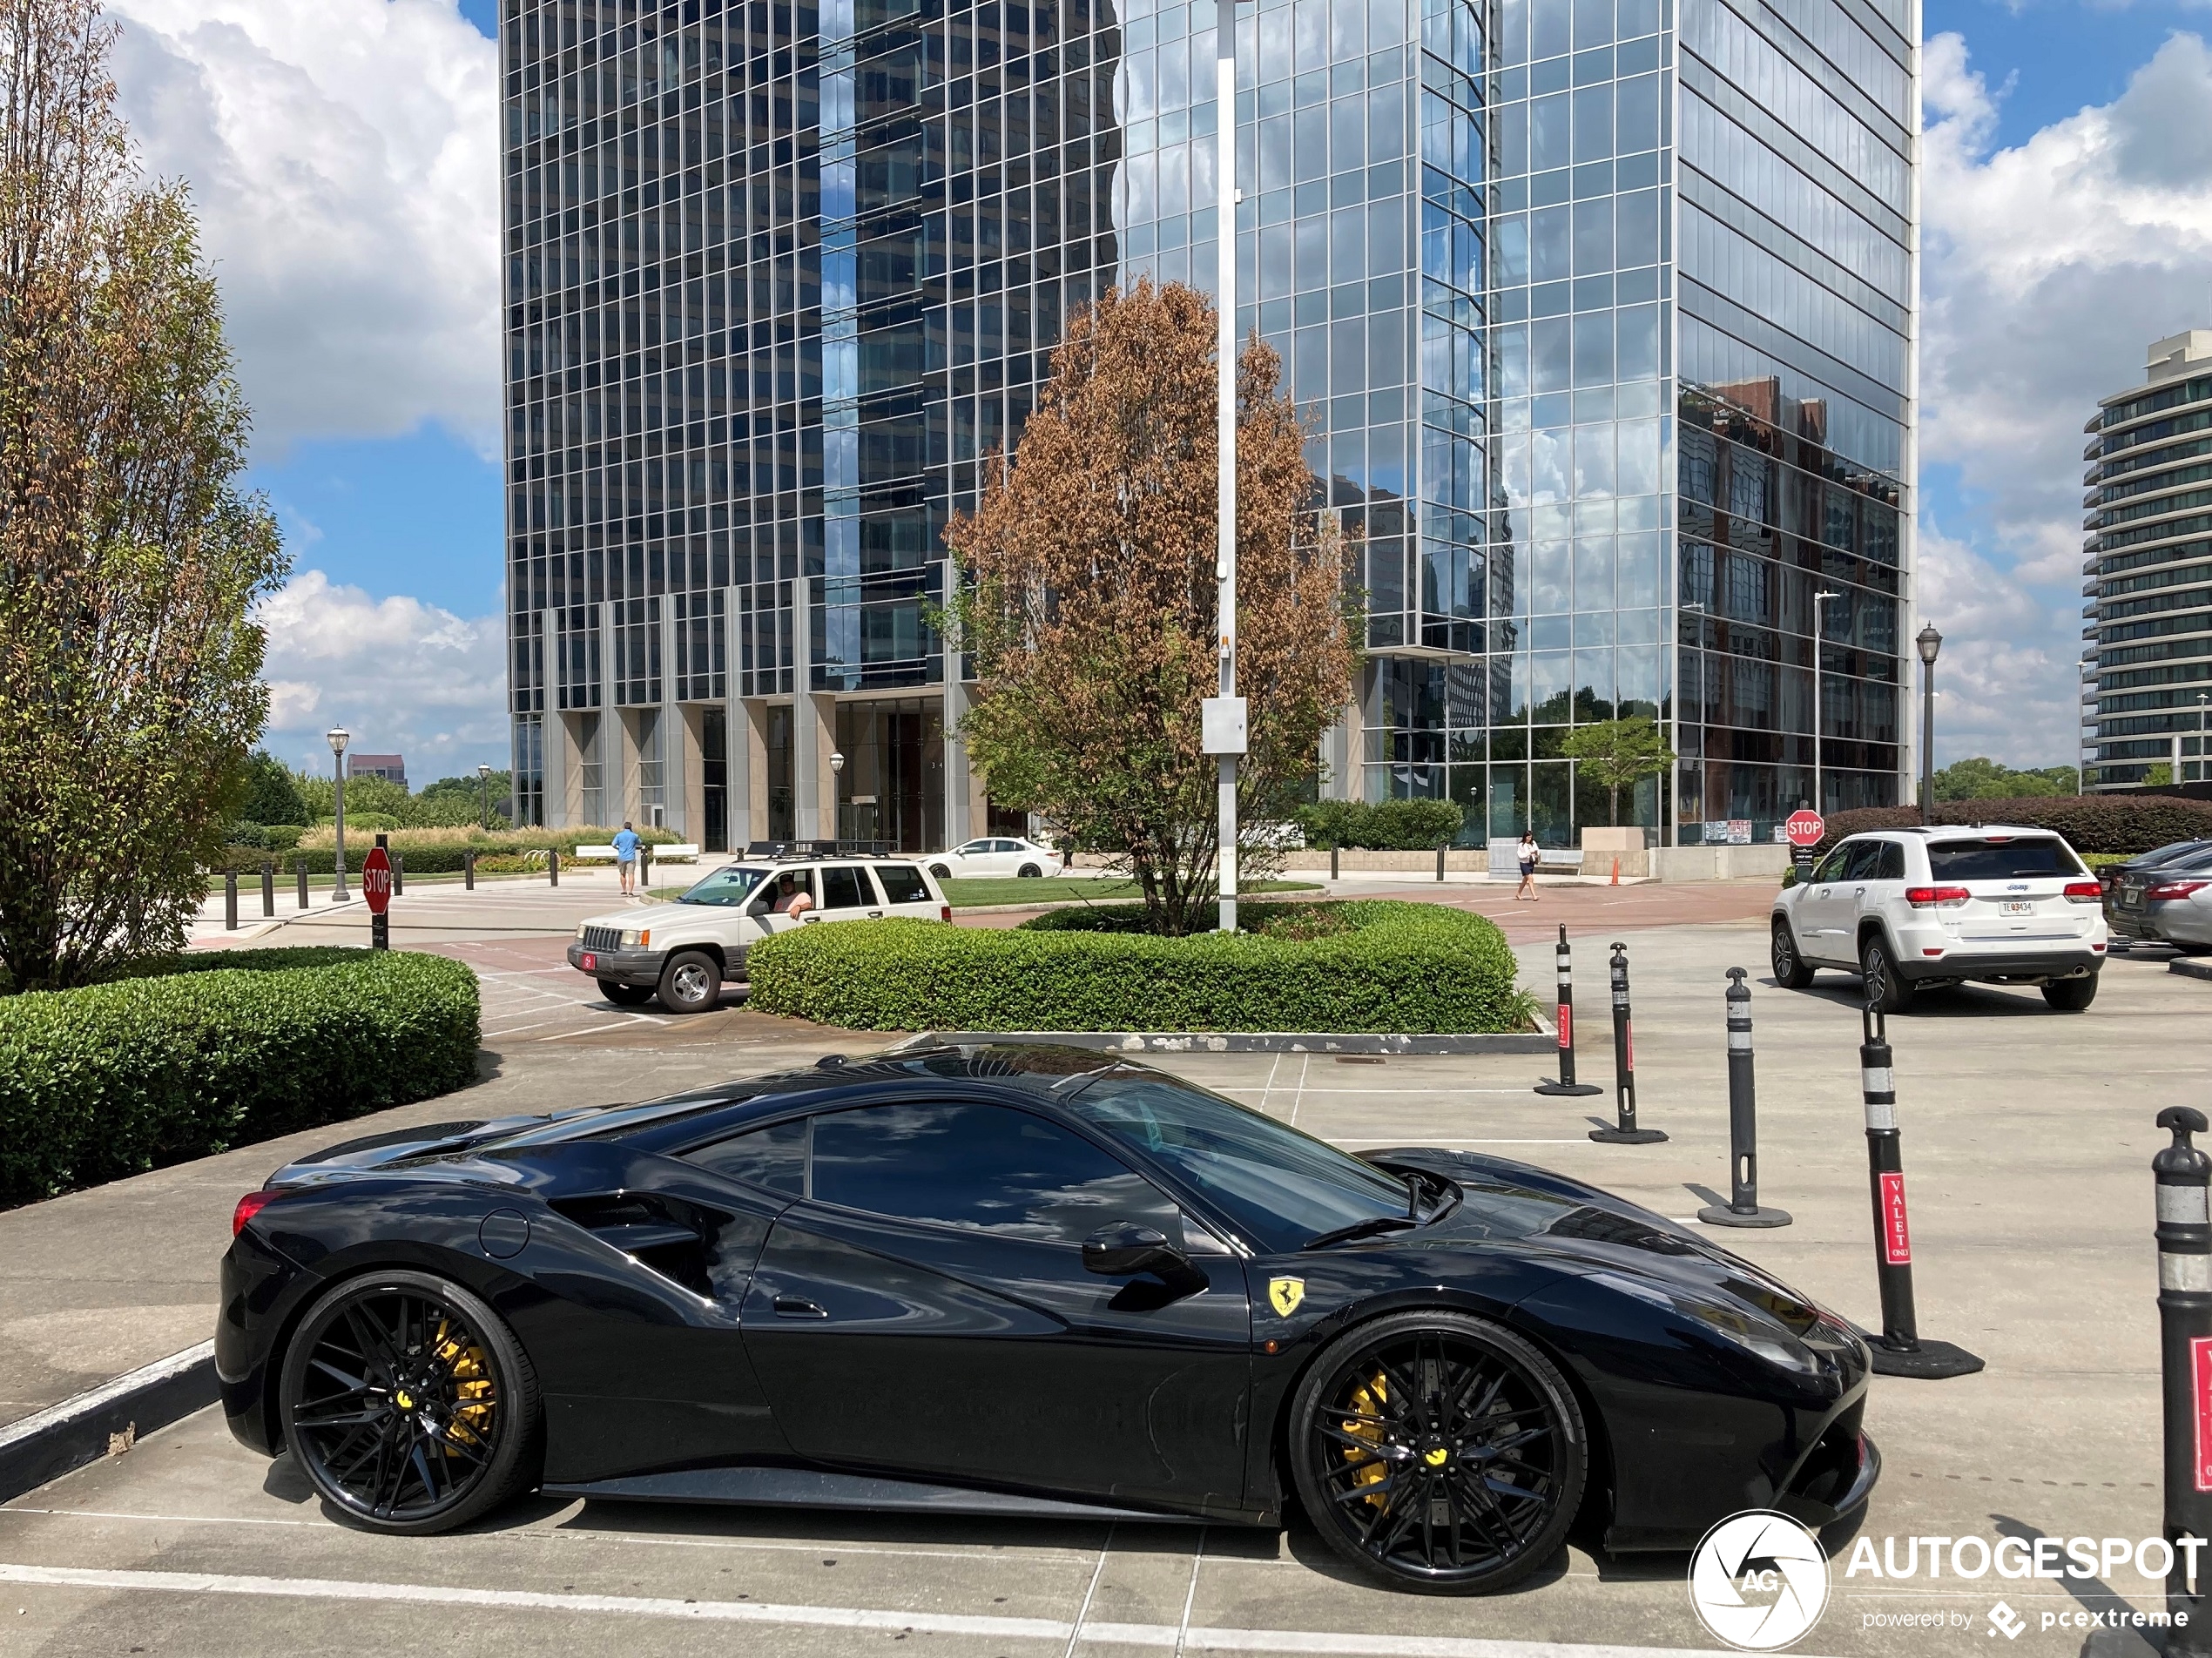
[1216,0,1238,933]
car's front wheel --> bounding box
[597,980,652,1006]
[928,863,951,880]
[1860,931,1912,1014]
[657,950,723,1014]
[2043,974,2099,1012]
[1770,916,1815,989]
[280,1270,540,1535]
[1289,1311,1587,1595]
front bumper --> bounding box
[567,940,666,987]
[1898,947,2101,984]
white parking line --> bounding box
[0,1561,1750,1657]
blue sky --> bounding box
[111,0,2212,779]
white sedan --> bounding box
[924,837,1066,880]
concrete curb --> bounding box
[2170,957,2212,982]
[903,1029,1556,1055]
[0,1341,217,1503]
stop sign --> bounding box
[1784,809,1825,849]
[361,846,393,915]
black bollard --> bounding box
[260,860,275,919]
[296,859,309,910]
[2156,1106,2212,1655]
[392,853,404,897]
[549,848,559,887]
[224,871,238,931]
[1535,927,1602,1097]
[1436,844,1446,882]
[1589,941,1666,1144]
[1330,844,1339,881]
[643,842,655,892]
[464,849,475,891]
[1698,967,1791,1227]
[1857,1004,1982,1378]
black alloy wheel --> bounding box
[658,949,723,1014]
[928,863,952,880]
[1770,917,1814,989]
[1859,931,1911,1014]
[280,1270,540,1535]
[597,981,653,1006]
[2042,973,2098,1011]
[1289,1311,1586,1594]
[1017,863,1042,878]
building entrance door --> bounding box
[834,699,944,852]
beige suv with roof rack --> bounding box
[567,853,949,1014]
[1770,823,2107,1013]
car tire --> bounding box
[1860,931,1912,1014]
[2042,974,2099,1012]
[928,863,951,880]
[280,1269,542,1536]
[1288,1310,1587,1596]
[1017,863,1042,878]
[657,950,723,1014]
[597,981,653,1006]
[1770,917,1815,989]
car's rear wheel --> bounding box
[657,950,723,1014]
[1860,932,1912,1014]
[1289,1311,1586,1595]
[1770,917,1815,989]
[597,981,652,1006]
[280,1270,539,1536]
[1017,863,1042,878]
[2043,974,2099,1012]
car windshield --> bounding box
[678,865,769,907]
[1925,838,2086,880]
[1062,1072,1419,1253]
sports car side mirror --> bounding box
[1083,1223,1198,1289]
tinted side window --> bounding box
[874,864,930,904]
[822,866,870,909]
[685,1116,806,1196]
[1871,842,1905,880]
[1840,840,1885,881]
[1812,847,1853,884]
[810,1102,1177,1244]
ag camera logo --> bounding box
[1689,1510,1832,1651]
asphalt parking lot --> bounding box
[1,918,2198,1656]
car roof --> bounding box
[1848,824,2067,840]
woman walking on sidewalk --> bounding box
[1515,830,1540,901]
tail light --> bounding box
[941,904,953,921]
[233,1190,280,1237]
[2063,881,2103,904]
[2148,880,2210,901]
[1904,886,1971,908]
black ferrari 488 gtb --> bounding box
[219,1045,1877,1594]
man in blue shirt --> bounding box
[612,821,642,898]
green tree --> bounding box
[0,0,287,992]
[2146,762,2175,787]
[1558,717,1675,826]
[947,280,1362,936]
[419,771,512,829]
[238,750,307,826]
[1933,756,2074,800]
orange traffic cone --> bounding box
[1610,856,1621,886]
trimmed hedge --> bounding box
[1812,795,2212,859]
[746,900,1535,1034]
[0,948,482,1209]
[270,824,684,877]
[1292,799,1466,850]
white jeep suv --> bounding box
[1770,825,2107,1012]
[567,855,950,1014]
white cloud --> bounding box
[108,0,500,458]
[257,570,508,780]
[1919,30,2212,763]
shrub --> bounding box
[271,823,681,877]
[1292,799,1466,849]
[0,948,481,1209]
[223,821,305,852]
[747,900,1534,1034]
[1811,795,2212,859]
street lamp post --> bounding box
[829,751,846,847]
[1811,590,1841,817]
[1916,623,1941,824]
[1212,0,1243,934]
[327,726,351,903]
[477,762,493,831]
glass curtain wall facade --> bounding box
[2082,331,2212,790]
[502,0,1912,849]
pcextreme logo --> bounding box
[1688,1510,1832,1652]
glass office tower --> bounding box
[502,0,1913,848]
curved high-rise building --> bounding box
[499,0,1917,850]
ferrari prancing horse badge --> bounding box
[1268,1277,1305,1316]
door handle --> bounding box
[800,914,819,924]
[867,910,883,919]
[772,1296,828,1318]
[1853,886,1866,895]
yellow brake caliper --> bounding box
[433,1318,495,1456]
[1340,1371,1391,1507]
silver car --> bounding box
[2126,849,2212,954]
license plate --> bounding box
[2122,891,2143,909]
[580,952,597,971]
[2001,900,2033,916]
